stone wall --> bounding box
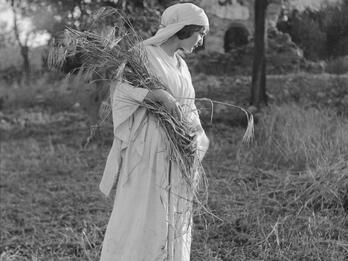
[199,0,283,53]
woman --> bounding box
[99,3,209,260]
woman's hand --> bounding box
[145,89,182,122]
[194,128,209,161]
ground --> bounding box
[0,73,347,260]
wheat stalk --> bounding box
[182,97,255,144]
[48,7,202,191]
[48,7,255,219]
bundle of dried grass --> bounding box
[48,7,202,189]
[48,7,254,193]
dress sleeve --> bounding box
[100,81,149,197]
[111,81,148,140]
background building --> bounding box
[199,0,283,53]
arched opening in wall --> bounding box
[224,23,250,53]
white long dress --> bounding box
[99,45,209,261]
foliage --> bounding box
[1,0,162,80]
[48,7,207,194]
[325,55,348,75]
[0,21,14,49]
[323,1,348,58]
[6,0,161,41]
[277,0,348,60]
[290,10,326,60]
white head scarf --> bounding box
[142,3,209,46]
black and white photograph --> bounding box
[0,0,347,260]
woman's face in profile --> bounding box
[179,29,207,53]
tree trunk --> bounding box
[11,1,30,82]
[21,45,30,80]
[250,0,268,109]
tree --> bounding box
[10,0,32,81]
[250,0,268,109]
[5,0,162,77]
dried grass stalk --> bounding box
[48,7,254,199]
[189,97,254,143]
[48,7,201,190]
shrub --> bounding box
[325,55,348,74]
[278,1,348,61]
[324,1,348,58]
[291,11,326,61]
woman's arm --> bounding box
[145,89,183,122]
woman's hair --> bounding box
[176,24,206,39]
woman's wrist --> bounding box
[145,89,182,121]
[145,89,170,104]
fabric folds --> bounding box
[99,17,209,260]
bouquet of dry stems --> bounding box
[48,7,254,191]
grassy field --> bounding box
[0,73,348,260]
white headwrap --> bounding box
[142,3,209,46]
